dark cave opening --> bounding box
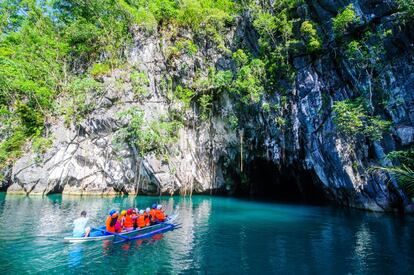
[231,158,328,205]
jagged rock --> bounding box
[0,166,12,191]
[396,126,414,145]
[4,0,414,212]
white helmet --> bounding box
[157,204,162,210]
[139,209,144,214]
[146,207,150,213]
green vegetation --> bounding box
[116,107,182,157]
[332,4,359,34]
[199,94,214,121]
[191,67,232,120]
[332,98,390,141]
[227,114,238,130]
[0,0,237,167]
[175,86,195,109]
[0,0,408,177]
[131,71,150,99]
[396,0,414,20]
[262,102,271,113]
[175,39,198,56]
[372,148,414,197]
[166,38,199,60]
[300,21,322,52]
[61,77,103,125]
[32,136,53,154]
[344,30,388,111]
[90,63,111,78]
[251,0,300,87]
[232,59,266,104]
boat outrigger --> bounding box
[64,212,179,243]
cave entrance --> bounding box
[233,158,328,204]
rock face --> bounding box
[4,0,414,212]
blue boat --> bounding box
[64,213,179,243]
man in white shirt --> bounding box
[72,211,91,237]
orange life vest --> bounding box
[149,209,157,222]
[124,214,134,228]
[144,213,150,225]
[137,215,146,228]
[155,210,165,222]
[105,216,116,233]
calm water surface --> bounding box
[0,193,413,274]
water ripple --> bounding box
[0,194,413,274]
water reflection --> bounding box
[0,194,413,274]
[68,244,83,269]
[353,223,373,273]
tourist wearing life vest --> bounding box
[123,208,134,231]
[144,207,151,226]
[149,204,157,224]
[137,210,146,228]
[105,210,119,233]
[132,208,138,229]
[119,210,127,227]
[155,204,166,222]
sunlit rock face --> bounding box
[5,0,414,212]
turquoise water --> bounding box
[0,193,413,274]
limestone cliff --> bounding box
[2,0,414,212]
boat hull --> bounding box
[64,213,178,243]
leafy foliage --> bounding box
[396,0,414,20]
[332,98,390,140]
[0,0,406,174]
[90,63,111,78]
[199,94,214,121]
[372,148,414,197]
[175,86,195,109]
[232,59,266,104]
[300,20,322,52]
[332,4,359,34]
[116,107,182,157]
[250,0,301,88]
[131,71,150,99]
[32,136,53,154]
[61,77,103,125]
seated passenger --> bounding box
[105,210,119,233]
[149,204,157,224]
[123,208,134,231]
[115,210,126,232]
[119,210,127,227]
[72,210,91,237]
[144,208,151,226]
[132,208,138,229]
[155,204,166,222]
[137,210,146,228]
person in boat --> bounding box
[73,210,91,237]
[106,210,120,233]
[119,210,127,227]
[132,208,138,229]
[137,209,147,228]
[149,204,157,225]
[123,208,135,231]
[144,207,151,226]
[155,204,166,222]
[114,212,123,233]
